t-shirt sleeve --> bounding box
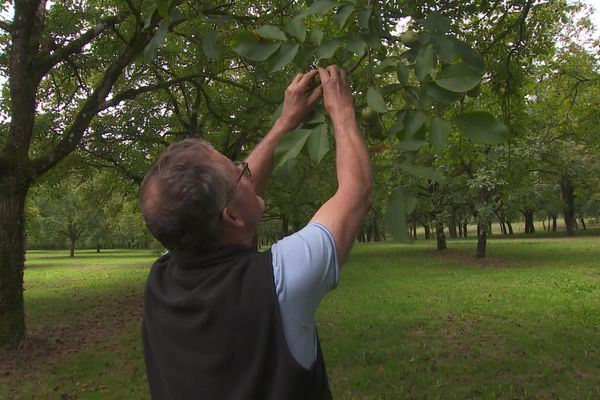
[271,223,340,327]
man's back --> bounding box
[142,246,332,400]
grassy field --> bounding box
[1,236,599,399]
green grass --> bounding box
[2,237,600,399]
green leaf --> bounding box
[300,0,339,16]
[202,30,220,59]
[435,62,482,92]
[451,39,484,72]
[278,157,299,178]
[384,187,417,242]
[358,6,372,28]
[429,116,449,151]
[405,110,426,137]
[305,109,327,124]
[422,82,460,106]
[395,140,427,151]
[367,86,387,113]
[403,86,420,107]
[345,37,366,56]
[454,111,509,144]
[270,103,284,126]
[335,5,355,29]
[274,129,312,168]
[286,17,306,42]
[316,40,341,59]
[294,46,316,67]
[381,84,403,97]
[270,43,300,72]
[309,29,324,46]
[169,6,184,22]
[399,164,446,184]
[157,0,170,17]
[422,13,452,33]
[143,19,170,62]
[307,123,330,163]
[389,111,405,135]
[256,25,288,41]
[233,33,281,61]
[415,44,435,81]
[431,35,456,61]
[397,65,409,85]
[373,58,397,73]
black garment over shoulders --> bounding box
[142,246,332,400]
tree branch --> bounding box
[97,73,204,112]
[209,76,279,105]
[80,146,145,184]
[31,26,151,177]
[0,20,12,33]
[36,14,129,76]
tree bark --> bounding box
[462,223,468,238]
[560,175,575,236]
[423,224,431,240]
[523,211,535,234]
[436,223,447,251]
[447,217,458,239]
[579,215,586,230]
[476,223,486,258]
[0,173,29,346]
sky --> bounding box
[582,0,600,28]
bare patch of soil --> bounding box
[0,291,143,386]
[426,248,519,268]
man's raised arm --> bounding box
[310,65,372,266]
[245,70,322,195]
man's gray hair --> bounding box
[139,138,231,254]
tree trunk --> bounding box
[523,211,535,234]
[0,174,29,347]
[476,224,487,258]
[507,221,514,235]
[423,224,431,240]
[458,222,463,237]
[551,216,557,232]
[412,223,417,240]
[447,217,458,239]
[579,215,586,230]
[560,175,575,236]
[436,223,447,251]
[462,223,468,237]
[499,221,506,235]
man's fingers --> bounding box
[317,67,330,83]
[292,73,304,84]
[307,85,323,105]
[297,69,319,88]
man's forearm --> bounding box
[245,118,295,195]
[331,109,372,200]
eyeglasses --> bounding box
[222,161,251,212]
[232,161,251,191]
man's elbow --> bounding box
[359,183,373,213]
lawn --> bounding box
[1,237,599,399]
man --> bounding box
[140,65,372,399]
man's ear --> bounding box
[221,205,245,229]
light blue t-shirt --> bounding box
[270,223,339,369]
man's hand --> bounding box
[278,69,323,131]
[317,65,354,120]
